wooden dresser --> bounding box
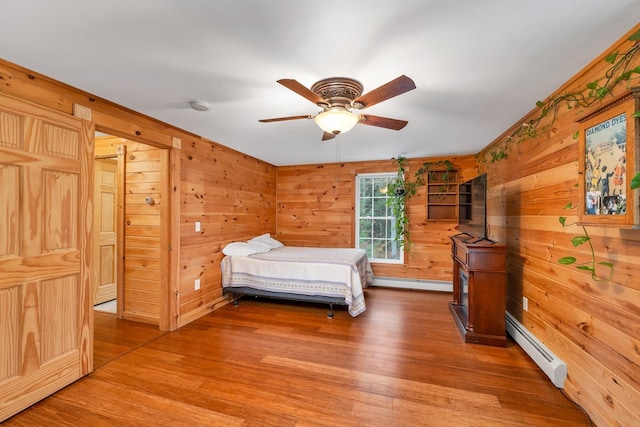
[449,234,507,347]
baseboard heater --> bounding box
[371,277,452,292]
[506,312,567,388]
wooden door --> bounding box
[94,158,118,305]
[0,94,93,421]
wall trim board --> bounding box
[177,296,231,328]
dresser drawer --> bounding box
[454,243,468,265]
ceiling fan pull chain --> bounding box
[335,139,341,184]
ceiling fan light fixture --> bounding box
[314,108,359,135]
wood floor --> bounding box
[5,287,590,426]
[92,307,167,369]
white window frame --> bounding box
[355,172,404,264]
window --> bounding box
[355,173,403,263]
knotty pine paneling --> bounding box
[0,58,276,335]
[3,24,639,424]
[478,24,640,427]
[96,136,164,324]
[276,155,477,281]
[179,136,276,324]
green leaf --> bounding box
[571,235,591,246]
[572,131,579,139]
[535,101,545,108]
[595,87,610,99]
[629,29,640,41]
[604,51,619,64]
[586,81,598,90]
[559,216,567,226]
[598,261,614,268]
[564,202,574,209]
[619,70,632,81]
[631,172,640,190]
[632,111,640,118]
[558,257,576,265]
[577,266,595,272]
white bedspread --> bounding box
[220,246,373,317]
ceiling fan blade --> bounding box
[360,115,408,130]
[322,132,336,141]
[353,75,416,108]
[259,115,311,123]
[277,79,325,105]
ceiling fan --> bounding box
[259,75,416,141]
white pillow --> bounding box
[248,232,272,241]
[222,242,271,256]
[247,233,284,249]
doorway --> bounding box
[93,131,125,318]
[94,156,119,313]
[92,131,170,366]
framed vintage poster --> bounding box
[578,89,639,227]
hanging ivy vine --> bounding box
[386,156,454,249]
[383,31,640,274]
[558,202,614,282]
[472,30,640,283]
[480,29,640,164]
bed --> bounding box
[220,234,373,317]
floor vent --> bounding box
[506,312,567,388]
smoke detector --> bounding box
[190,100,210,112]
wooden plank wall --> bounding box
[3,23,639,425]
[478,26,640,427]
[178,137,276,327]
[276,155,477,281]
[0,59,276,331]
[95,136,165,324]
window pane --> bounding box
[373,197,387,217]
[356,173,403,264]
[386,242,392,260]
[359,219,372,237]
[385,219,395,239]
[373,177,389,195]
[372,239,387,259]
[389,240,400,260]
[359,178,372,197]
[372,219,385,236]
[359,197,372,217]
[359,238,373,258]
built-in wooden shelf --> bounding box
[426,170,459,221]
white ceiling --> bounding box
[1,1,639,166]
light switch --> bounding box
[195,221,201,232]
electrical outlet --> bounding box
[523,296,528,311]
[194,278,201,290]
[195,221,201,232]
